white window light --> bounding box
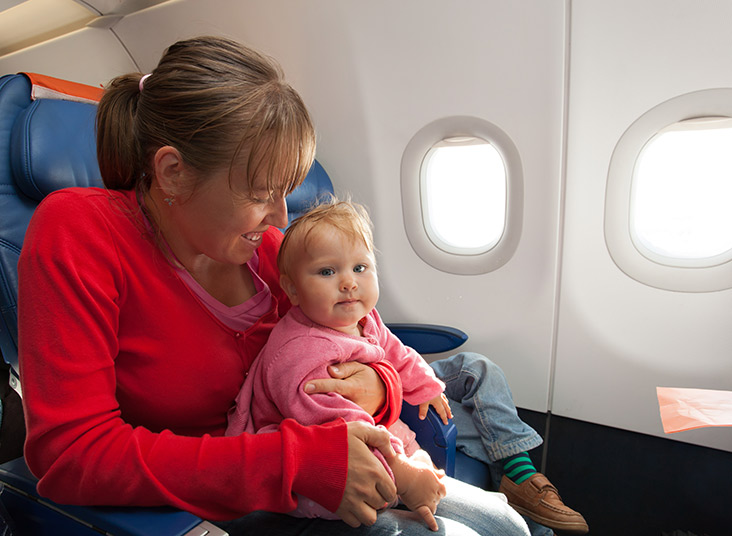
[421,137,506,255]
[631,118,732,265]
[605,88,732,292]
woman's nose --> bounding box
[266,196,289,228]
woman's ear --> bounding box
[153,146,185,197]
[280,274,299,305]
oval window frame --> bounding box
[605,88,732,292]
[401,116,523,275]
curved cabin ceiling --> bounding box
[0,0,169,56]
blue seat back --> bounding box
[0,74,101,381]
[284,159,333,227]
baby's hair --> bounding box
[278,196,375,278]
[96,36,315,200]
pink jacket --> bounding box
[226,306,445,518]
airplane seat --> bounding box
[0,72,469,534]
[284,158,333,227]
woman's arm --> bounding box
[304,360,403,425]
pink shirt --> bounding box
[173,253,272,331]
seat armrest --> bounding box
[386,324,468,355]
[0,458,226,536]
[399,402,456,477]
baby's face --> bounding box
[285,226,378,334]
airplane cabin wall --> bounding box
[556,0,732,453]
[110,0,569,414]
[1,0,730,454]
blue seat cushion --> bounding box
[10,98,102,201]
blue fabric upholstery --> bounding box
[11,98,100,200]
[0,74,101,377]
[285,159,334,227]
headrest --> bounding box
[10,98,102,201]
[286,159,334,225]
[23,72,103,104]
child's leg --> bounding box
[429,352,542,466]
[430,352,588,535]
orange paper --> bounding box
[657,387,732,433]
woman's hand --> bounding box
[335,421,398,527]
[305,362,386,416]
[419,393,452,425]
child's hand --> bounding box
[395,450,446,531]
[418,393,452,425]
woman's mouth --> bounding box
[241,232,263,244]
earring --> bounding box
[164,196,175,207]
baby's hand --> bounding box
[392,450,446,531]
[418,393,452,425]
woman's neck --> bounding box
[142,188,257,307]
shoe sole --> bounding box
[509,503,589,534]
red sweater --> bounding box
[17,188,400,520]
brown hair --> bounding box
[96,36,315,199]
[278,196,375,278]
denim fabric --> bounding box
[430,352,543,464]
[431,353,551,536]
[213,476,530,535]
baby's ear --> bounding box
[280,274,299,305]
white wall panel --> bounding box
[556,0,732,452]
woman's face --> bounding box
[167,166,289,266]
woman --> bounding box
[17,36,529,535]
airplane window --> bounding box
[421,137,506,255]
[631,118,732,264]
[401,116,522,275]
[605,88,732,291]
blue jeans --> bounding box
[214,476,529,535]
[431,353,551,536]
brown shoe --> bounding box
[498,473,589,534]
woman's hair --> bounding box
[96,36,316,199]
[278,196,375,278]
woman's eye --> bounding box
[250,190,275,204]
[353,265,366,273]
[319,268,335,276]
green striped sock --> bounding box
[502,452,537,485]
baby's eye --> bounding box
[319,268,335,276]
[353,265,367,273]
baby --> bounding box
[226,197,451,530]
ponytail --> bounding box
[96,74,148,191]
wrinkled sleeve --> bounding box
[373,311,445,405]
[369,360,403,428]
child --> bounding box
[226,198,452,531]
